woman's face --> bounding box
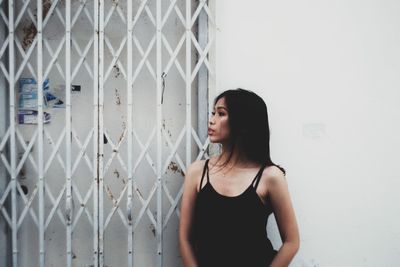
[208,97,230,144]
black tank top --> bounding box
[193,159,277,267]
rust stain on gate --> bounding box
[22,0,52,49]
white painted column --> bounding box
[36,1,45,265]
[93,0,100,265]
[7,1,18,266]
[65,1,73,266]
[98,0,105,265]
[156,0,163,265]
[126,0,134,266]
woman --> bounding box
[179,89,299,267]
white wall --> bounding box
[215,1,400,266]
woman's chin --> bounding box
[209,136,219,143]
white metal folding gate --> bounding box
[0,0,215,266]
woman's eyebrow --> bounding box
[215,106,227,111]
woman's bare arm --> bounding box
[179,161,203,267]
[266,167,300,267]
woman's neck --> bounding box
[215,144,258,169]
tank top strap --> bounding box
[198,159,210,191]
[251,163,267,190]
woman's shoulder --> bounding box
[186,159,208,178]
[262,165,287,185]
[254,164,287,200]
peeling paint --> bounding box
[22,23,37,49]
[106,186,117,206]
[21,0,51,49]
[115,88,121,105]
[20,185,29,195]
[149,224,156,237]
[113,65,121,78]
[118,132,124,143]
[162,119,172,137]
[136,188,143,199]
[167,161,184,176]
[20,164,26,178]
[113,169,120,179]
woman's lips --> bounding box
[208,128,214,135]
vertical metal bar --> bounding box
[93,0,100,265]
[98,0,105,265]
[65,1,73,266]
[0,20,9,267]
[8,1,17,266]
[0,64,9,267]
[37,0,45,266]
[207,0,216,124]
[186,0,192,164]
[198,1,208,144]
[126,0,133,266]
[156,0,162,266]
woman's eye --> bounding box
[211,111,216,116]
[218,112,225,116]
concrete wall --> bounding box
[215,0,400,266]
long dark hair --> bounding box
[213,88,286,175]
